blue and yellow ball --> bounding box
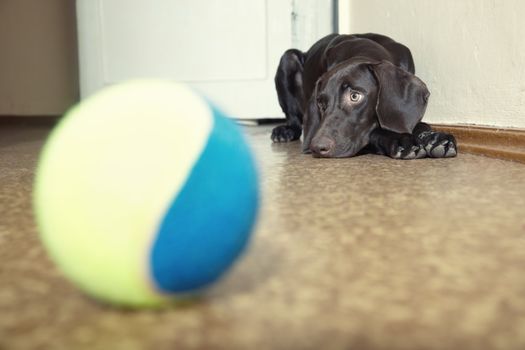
[34,80,259,307]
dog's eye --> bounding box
[349,92,362,103]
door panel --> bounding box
[77,0,334,119]
[100,0,267,82]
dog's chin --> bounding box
[312,145,362,158]
[331,150,359,158]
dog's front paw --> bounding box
[418,131,457,158]
[271,125,301,143]
[388,134,427,160]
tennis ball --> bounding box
[34,80,259,308]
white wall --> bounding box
[339,0,525,128]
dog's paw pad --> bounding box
[429,140,447,158]
[428,138,457,158]
[405,145,428,160]
[420,132,458,158]
[391,144,425,160]
[271,125,301,143]
[390,146,405,159]
[415,147,427,159]
[445,143,457,157]
[403,145,419,159]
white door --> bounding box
[76,0,334,119]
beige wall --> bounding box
[340,0,525,128]
[0,0,79,116]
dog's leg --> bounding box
[271,49,306,143]
[369,123,457,159]
[369,128,427,159]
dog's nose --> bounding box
[310,137,335,157]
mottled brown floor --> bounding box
[1,123,525,350]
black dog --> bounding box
[272,33,457,159]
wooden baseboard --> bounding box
[0,115,61,126]
[432,124,525,164]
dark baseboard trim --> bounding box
[0,115,61,126]
[432,124,525,164]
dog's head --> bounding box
[302,60,430,158]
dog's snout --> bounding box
[310,137,335,157]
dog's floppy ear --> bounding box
[302,88,322,153]
[369,61,430,134]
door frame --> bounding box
[291,0,338,50]
[337,0,350,34]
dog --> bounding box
[271,33,457,159]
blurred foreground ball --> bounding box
[34,80,259,307]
